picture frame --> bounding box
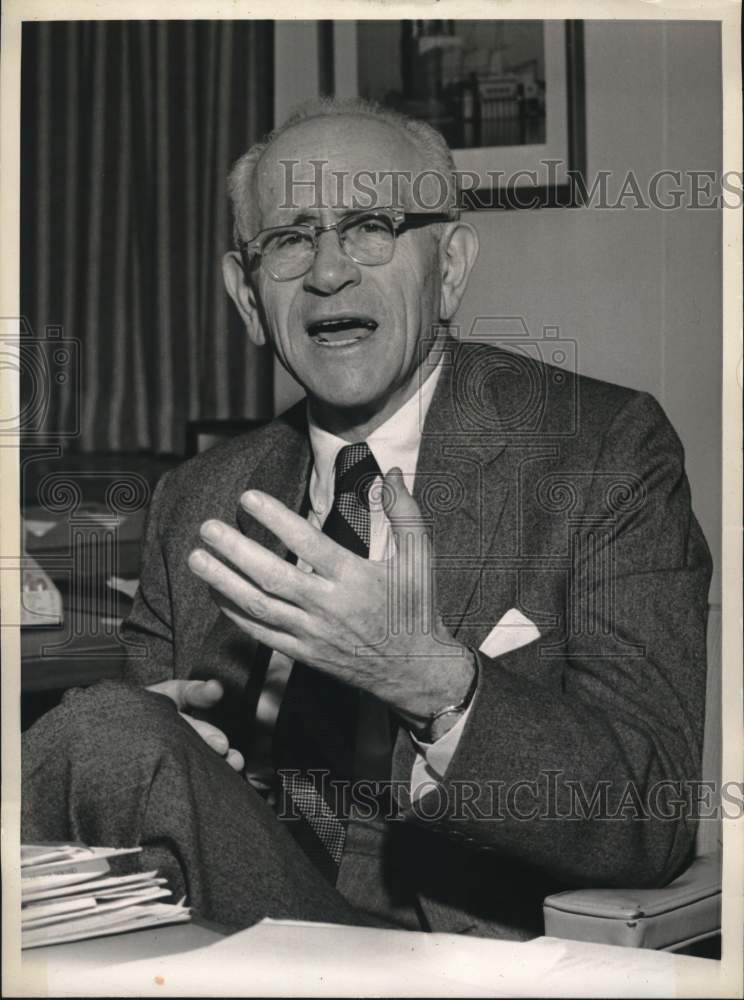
[329,19,587,209]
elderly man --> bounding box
[22,98,711,939]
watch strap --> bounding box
[413,650,479,744]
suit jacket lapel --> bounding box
[234,405,312,551]
[392,339,520,779]
[195,406,312,754]
[414,340,518,649]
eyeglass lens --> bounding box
[261,213,396,279]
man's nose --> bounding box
[302,229,361,295]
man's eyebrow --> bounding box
[290,210,318,225]
[283,208,356,226]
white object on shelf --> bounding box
[21,554,63,627]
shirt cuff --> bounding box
[408,696,475,803]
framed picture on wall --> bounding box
[329,19,586,208]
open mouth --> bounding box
[306,316,379,347]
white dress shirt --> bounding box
[249,360,473,801]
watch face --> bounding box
[426,652,478,743]
[428,708,465,745]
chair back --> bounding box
[696,603,722,854]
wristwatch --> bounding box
[410,650,479,744]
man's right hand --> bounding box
[146,678,245,772]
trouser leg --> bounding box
[21,680,373,930]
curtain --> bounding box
[21,20,275,455]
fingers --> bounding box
[146,678,224,712]
[384,467,432,556]
[188,548,314,635]
[226,748,245,771]
[219,602,305,664]
[239,490,349,578]
[180,678,224,710]
[147,684,244,771]
[181,714,245,772]
[182,713,229,753]
[383,468,435,633]
[197,520,318,602]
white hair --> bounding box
[226,96,458,245]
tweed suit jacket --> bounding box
[122,338,712,938]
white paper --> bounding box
[22,890,172,930]
[22,903,191,950]
[21,871,163,904]
[21,845,140,876]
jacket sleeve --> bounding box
[120,471,176,686]
[405,392,712,889]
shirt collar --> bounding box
[307,360,443,519]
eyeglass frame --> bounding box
[237,207,457,282]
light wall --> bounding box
[272,21,722,598]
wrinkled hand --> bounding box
[146,678,245,771]
[187,468,474,726]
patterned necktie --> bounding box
[276,443,381,879]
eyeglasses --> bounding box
[238,208,454,282]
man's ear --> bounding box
[222,251,266,347]
[438,221,479,321]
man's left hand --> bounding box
[187,467,474,729]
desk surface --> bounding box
[16,918,725,999]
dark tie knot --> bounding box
[334,443,381,506]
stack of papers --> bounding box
[21,845,191,949]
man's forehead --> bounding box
[254,115,426,222]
